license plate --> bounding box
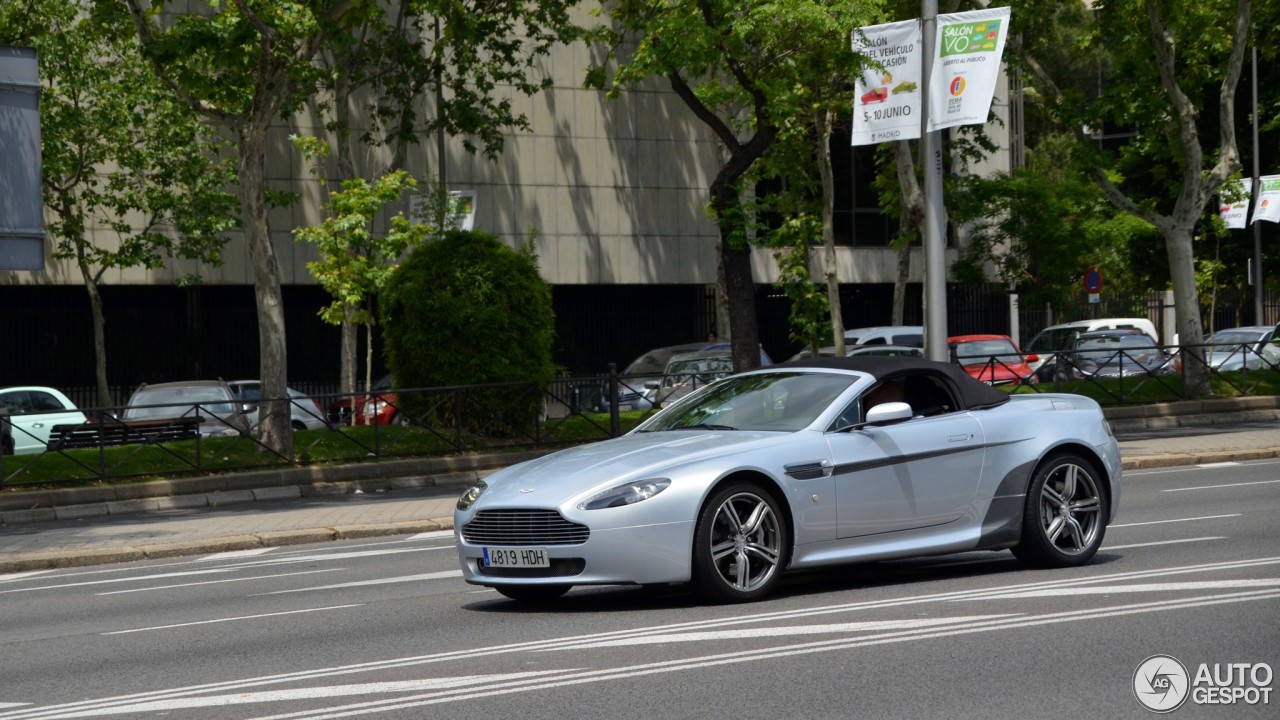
[618,404,632,412]
[482,547,550,568]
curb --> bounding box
[0,518,454,573]
[0,449,550,526]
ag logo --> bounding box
[1134,655,1190,713]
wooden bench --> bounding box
[48,415,205,451]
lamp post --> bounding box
[1251,44,1263,323]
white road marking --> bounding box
[1196,461,1241,468]
[21,672,573,717]
[1164,479,1280,492]
[1105,536,1226,550]
[1111,514,1240,528]
[548,616,1015,649]
[95,569,343,596]
[0,570,54,582]
[1126,458,1280,476]
[258,571,463,594]
[0,567,247,594]
[961,578,1280,600]
[197,548,277,561]
[100,605,364,636]
[407,531,454,541]
[13,557,1278,720]
[205,592,1280,720]
[0,705,30,710]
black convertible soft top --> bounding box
[779,355,1012,411]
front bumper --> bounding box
[456,518,695,587]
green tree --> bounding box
[292,136,430,396]
[590,0,794,372]
[379,230,555,435]
[751,2,880,357]
[1,0,236,407]
[308,0,583,394]
[1014,0,1254,396]
[117,0,363,454]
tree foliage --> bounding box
[0,0,236,406]
[379,231,555,434]
[1013,0,1253,396]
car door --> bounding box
[827,380,985,538]
[1,389,83,454]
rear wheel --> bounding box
[1013,453,1107,567]
[691,481,788,603]
[494,584,571,603]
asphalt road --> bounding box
[0,459,1276,720]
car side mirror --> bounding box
[240,403,257,414]
[1025,353,1039,363]
[864,401,913,426]
[644,380,660,390]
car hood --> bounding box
[477,430,788,506]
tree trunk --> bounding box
[237,126,293,456]
[817,108,845,356]
[341,305,358,395]
[893,140,924,326]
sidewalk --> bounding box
[2,425,1279,574]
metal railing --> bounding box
[4,349,1277,489]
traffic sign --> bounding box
[1083,265,1104,293]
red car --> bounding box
[947,334,1038,387]
[327,374,404,426]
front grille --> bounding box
[462,509,590,546]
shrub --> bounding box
[380,230,555,435]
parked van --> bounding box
[1024,318,1159,380]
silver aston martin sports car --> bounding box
[454,357,1122,604]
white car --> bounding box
[0,386,89,455]
[226,381,330,431]
[455,357,1122,604]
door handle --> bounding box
[947,434,971,442]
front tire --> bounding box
[691,481,788,603]
[1013,453,1107,567]
[494,584,571,603]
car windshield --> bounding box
[1026,328,1078,354]
[1076,335,1158,362]
[125,387,235,419]
[954,339,1019,365]
[641,372,855,433]
[662,356,734,388]
[1208,330,1263,348]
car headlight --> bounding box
[578,478,671,510]
[456,480,488,511]
[364,400,385,417]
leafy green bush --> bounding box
[380,230,555,435]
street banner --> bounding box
[1252,175,1280,224]
[926,6,1012,133]
[448,190,476,231]
[851,19,922,146]
[1219,178,1251,229]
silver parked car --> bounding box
[122,380,253,438]
[1204,326,1280,372]
[455,357,1122,604]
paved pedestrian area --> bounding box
[1,426,1277,573]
